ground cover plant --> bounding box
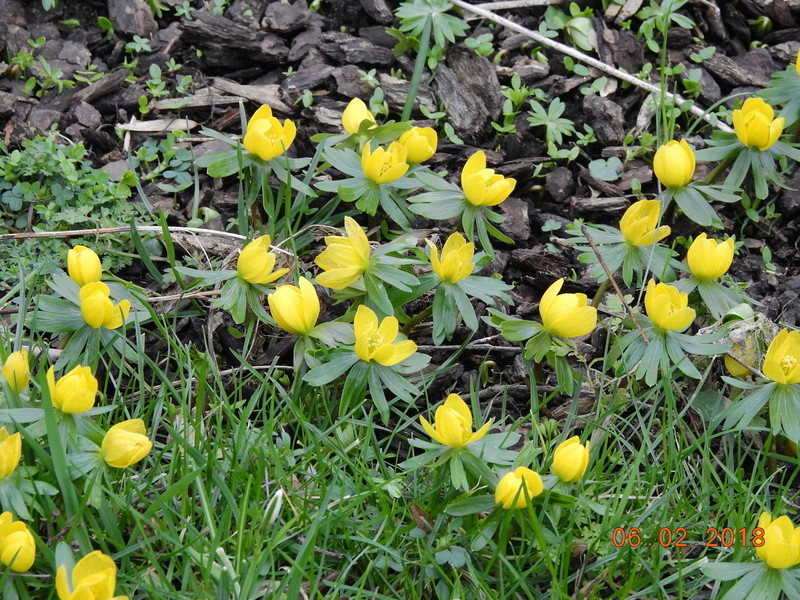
[3,0,800,598]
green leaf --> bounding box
[444,494,498,516]
[303,352,360,386]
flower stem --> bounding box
[401,17,432,122]
[591,279,609,309]
[703,155,733,185]
[402,304,433,337]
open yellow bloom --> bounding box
[56,550,128,600]
[101,419,152,468]
[268,277,320,335]
[461,151,516,207]
[420,394,492,447]
[0,512,35,572]
[428,232,475,283]
[644,279,695,332]
[361,142,409,184]
[0,428,21,479]
[353,305,416,366]
[686,234,735,281]
[653,139,695,188]
[341,98,375,134]
[756,513,800,569]
[763,329,800,385]
[495,467,543,509]
[732,98,784,151]
[398,127,437,164]
[67,245,102,286]
[243,105,296,161]
[1,350,29,394]
[540,278,597,338]
[236,236,289,285]
[79,283,131,330]
[551,436,590,483]
[47,365,98,414]
[315,217,371,290]
[619,200,671,246]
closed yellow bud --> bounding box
[67,245,102,287]
[539,278,597,338]
[397,126,437,163]
[762,329,800,385]
[1,350,29,394]
[341,98,375,134]
[243,105,296,161]
[644,279,696,332]
[101,419,152,468]
[267,278,320,335]
[361,142,409,184]
[236,236,289,285]
[732,98,784,151]
[0,428,21,479]
[428,232,475,283]
[314,217,371,290]
[353,305,417,366]
[47,365,98,414]
[56,550,128,600]
[796,48,800,75]
[419,394,492,447]
[551,436,590,483]
[79,282,131,330]
[653,139,695,188]
[0,512,35,572]
[686,234,735,281]
[495,467,543,509]
[461,151,516,207]
[619,200,671,246]
[756,513,800,569]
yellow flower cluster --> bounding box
[67,246,131,330]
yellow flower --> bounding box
[398,127,437,164]
[796,48,800,75]
[495,467,543,509]
[725,353,752,377]
[619,200,671,246]
[732,98,784,151]
[101,420,152,468]
[315,217,371,290]
[67,245,102,286]
[428,232,475,283]
[762,329,800,385]
[539,278,597,338]
[756,513,800,569]
[0,428,21,479]
[653,139,695,188]
[686,233,735,281]
[361,142,409,184]
[419,393,492,447]
[236,236,289,285]
[79,283,131,330]
[551,436,590,483]
[0,512,35,572]
[644,279,696,332]
[56,550,128,600]
[461,151,516,207]
[47,365,98,414]
[1,350,29,394]
[243,105,296,161]
[267,278,320,335]
[353,305,416,366]
[341,98,375,134]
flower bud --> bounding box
[539,279,597,338]
[551,436,590,483]
[653,139,695,188]
[47,365,98,414]
[732,98,784,151]
[0,513,35,572]
[495,467,543,509]
[56,550,123,600]
[67,245,102,287]
[1,350,29,394]
[644,279,696,332]
[101,419,153,468]
[341,98,375,134]
[236,236,289,285]
[361,142,409,184]
[0,428,21,479]
[397,127,437,164]
[267,278,320,336]
[686,234,734,281]
[619,200,670,246]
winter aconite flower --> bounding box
[267,278,320,336]
[341,98,375,134]
[686,234,735,281]
[315,217,371,290]
[236,236,289,285]
[419,394,492,448]
[243,105,296,162]
[762,329,800,385]
[619,200,671,246]
[0,513,35,572]
[353,305,416,366]
[56,550,128,600]
[732,98,784,151]
[551,436,590,483]
[644,279,696,332]
[461,150,516,207]
[47,365,98,414]
[495,467,543,509]
[361,142,409,184]
[428,232,475,284]
[101,420,152,468]
[1,350,29,394]
[653,139,695,189]
[755,513,800,569]
[398,127,437,164]
[67,245,102,286]
[79,283,131,330]
[539,279,597,338]
[0,428,21,479]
